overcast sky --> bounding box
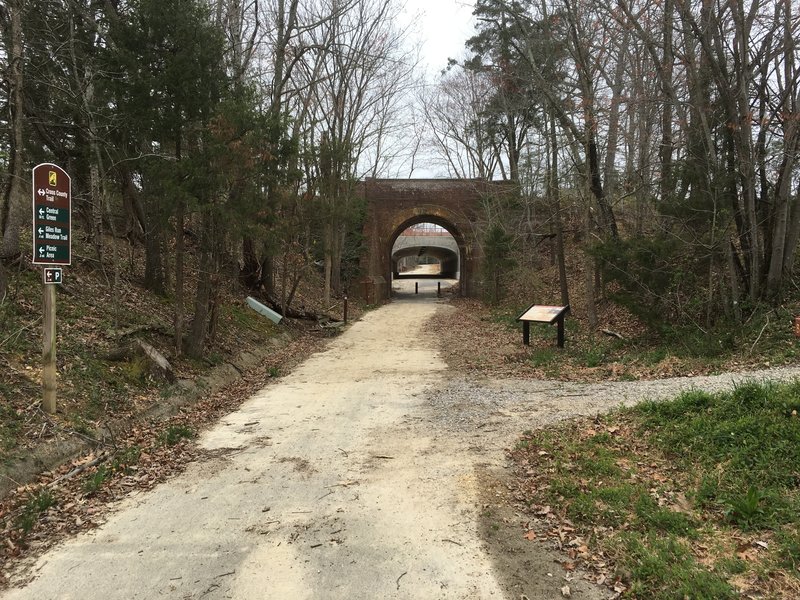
[401,0,476,76]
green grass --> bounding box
[159,424,195,446]
[529,348,557,367]
[614,533,737,599]
[489,308,524,330]
[0,401,24,454]
[82,445,142,495]
[638,380,800,530]
[511,379,800,596]
[224,303,276,335]
[776,529,800,572]
[112,445,141,472]
[578,343,607,367]
[16,489,57,533]
[83,466,109,494]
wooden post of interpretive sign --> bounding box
[32,163,71,414]
[517,304,570,348]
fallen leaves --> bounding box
[426,295,792,384]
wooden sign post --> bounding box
[517,304,570,348]
[32,163,71,414]
[42,285,57,413]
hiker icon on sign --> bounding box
[49,171,57,187]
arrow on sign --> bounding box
[43,267,63,284]
[37,188,46,197]
[38,227,44,236]
[38,247,45,256]
[38,208,45,218]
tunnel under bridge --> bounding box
[358,178,510,302]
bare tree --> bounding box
[419,67,505,179]
[301,0,417,304]
[0,0,26,298]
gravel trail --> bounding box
[3,298,798,600]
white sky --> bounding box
[401,0,476,77]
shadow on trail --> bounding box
[391,278,457,302]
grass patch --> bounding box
[81,445,143,495]
[83,466,109,495]
[0,401,24,454]
[15,489,57,533]
[577,343,608,367]
[776,528,800,573]
[529,348,557,368]
[159,424,195,446]
[614,533,736,599]
[510,379,800,597]
[489,308,524,330]
[638,380,800,530]
[224,303,276,335]
[112,445,142,472]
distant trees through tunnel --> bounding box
[391,222,460,282]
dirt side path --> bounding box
[1,298,608,600]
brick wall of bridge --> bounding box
[358,178,510,301]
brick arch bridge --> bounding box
[358,178,508,302]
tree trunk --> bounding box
[121,167,145,244]
[187,212,214,359]
[174,197,185,356]
[323,217,333,306]
[82,64,104,261]
[727,238,743,322]
[241,236,261,289]
[549,112,569,306]
[603,30,628,204]
[765,1,799,299]
[584,208,597,329]
[659,0,674,203]
[782,179,800,277]
[143,211,165,294]
[280,248,290,317]
[1,0,27,289]
[585,254,597,330]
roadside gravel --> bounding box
[424,366,800,440]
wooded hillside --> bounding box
[1,0,415,360]
[2,0,800,356]
[424,0,800,328]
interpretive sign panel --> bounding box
[518,304,568,324]
[32,163,71,265]
[517,304,570,348]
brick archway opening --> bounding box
[389,217,463,292]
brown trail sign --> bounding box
[32,163,71,265]
[32,163,71,414]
